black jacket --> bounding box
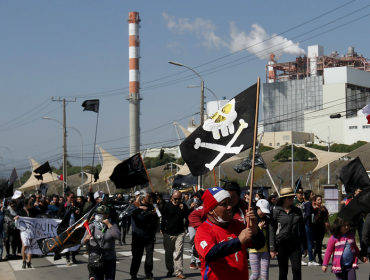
[269,205,307,251]
[127,202,158,238]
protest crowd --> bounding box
[1,175,370,280]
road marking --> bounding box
[45,256,78,268]
[8,260,35,271]
[154,249,191,259]
[117,251,160,261]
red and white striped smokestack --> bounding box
[268,53,276,83]
[128,12,141,156]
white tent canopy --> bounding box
[84,146,122,186]
[297,145,348,172]
[18,158,60,190]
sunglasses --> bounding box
[173,197,181,201]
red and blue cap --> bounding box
[202,187,231,213]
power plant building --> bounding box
[262,45,370,145]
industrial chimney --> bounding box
[127,12,141,156]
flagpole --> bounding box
[266,169,280,196]
[247,77,260,228]
[139,153,155,192]
[91,112,100,185]
[212,169,217,187]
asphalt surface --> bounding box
[1,233,370,280]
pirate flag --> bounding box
[180,83,257,176]
[233,148,267,173]
[37,202,100,258]
[339,157,370,194]
[82,99,100,113]
[110,153,149,189]
[172,174,198,190]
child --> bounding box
[322,217,366,280]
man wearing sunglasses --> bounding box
[161,191,190,279]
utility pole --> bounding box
[291,142,294,189]
[51,97,76,188]
[200,80,205,189]
[328,126,331,184]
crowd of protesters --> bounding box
[1,181,370,280]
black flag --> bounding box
[94,169,99,182]
[337,187,370,222]
[0,180,9,199]
[8,168,18,187]
[110,153,149,189]
[35,174,43,181]
[39,183,49,196]
[172,174,198,190]
[180,84,257,176]
[339,157,370,194]
[0,168,18,199]
[82,99,100,113]
[233,148,267,173]
[64,185,71,194]
[34,161,53,175]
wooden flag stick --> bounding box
[139,153,155,192]
[213,169,217,187]
[247,77,261,228]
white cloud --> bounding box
[162,12,306,61]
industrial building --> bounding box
[263,45,370,145]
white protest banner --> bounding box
[18,217,61,255]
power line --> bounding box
[56,1,361,99]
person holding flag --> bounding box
[194,187,265,280]
[81,205,120,280]
[58,191,83,265]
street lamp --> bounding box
[42,117,67,186]
[315,131,334,184]
[169,61,205,188]
[186,85,220,110]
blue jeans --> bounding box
[305,225,314,262]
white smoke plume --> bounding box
[162,12,306,61]
[162,12,226,49]
[228,23,306,60]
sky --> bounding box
[1,0,369,177]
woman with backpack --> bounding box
[269,187,308,280]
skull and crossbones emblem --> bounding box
[194,98,249,170]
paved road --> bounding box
[1,233,370,280]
